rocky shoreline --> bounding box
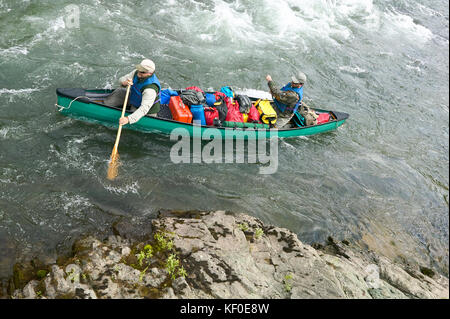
[2,210,449,299]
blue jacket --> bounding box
[274,83,303,113]
[129,73,161,108]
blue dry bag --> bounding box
[160,89,179,105]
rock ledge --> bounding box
[6,210,449,299]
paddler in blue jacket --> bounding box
[266,72,317,128]
[104,59,161,125]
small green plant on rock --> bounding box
[136,244,153,267]
[284,274,293,293]
[177,266,187,279]
[254,228,264,240]
[66,269,79,283]
[166,254,180,279]
[36,270,47,279]
[154,231,174,252]
[139,266,149,282]
[238,222,249,232]
[165,254,187,280]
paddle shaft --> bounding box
[111,85,131,155]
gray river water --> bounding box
[0,0,448,279]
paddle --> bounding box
[107,84,131,180]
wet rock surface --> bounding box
[5,210,449,299]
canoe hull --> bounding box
[56,89,349,139]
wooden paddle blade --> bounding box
[106,84,130,181]
[107,151,120,181]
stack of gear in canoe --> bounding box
[160,85,331,128]
[161,86,272,129]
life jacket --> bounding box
[129,72,161,113]
[273,83,303,114]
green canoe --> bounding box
[55,88,349,139]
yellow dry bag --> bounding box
[255,99,277,125]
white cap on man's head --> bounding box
[136,59,155,73]
[292,72,307,84]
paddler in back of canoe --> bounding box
[266,72,318,128]
[104,59,162,125]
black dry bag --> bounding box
[235,95,252,114]
[180,90,206,106]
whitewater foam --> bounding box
[62,194,93,212]
[103,180,140,195]
[339,65,369,75]
[0,88,39,96]
[48,138,99,176]
[0,125,28,140]
[0,46,29,57]
[386,10,434,43]
[155,0,434,53]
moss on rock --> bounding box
[420,267,435,278]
